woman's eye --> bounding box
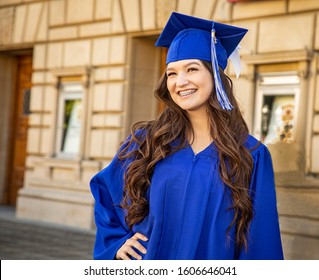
[188,67,198,72]
[166,72,176,77]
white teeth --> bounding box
[179,89,196,97]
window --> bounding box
[254,73,300,144]
[56,82,83,158]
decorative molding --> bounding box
[51,66,91,88]
[243,50,313,65]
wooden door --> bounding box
[158,48,167,114]
[8,55,32,205]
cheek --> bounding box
[166,80,175,96]
[166,82,178,104]
[205,79,214,98]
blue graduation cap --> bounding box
[155,12,248,110]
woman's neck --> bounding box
[187,110,213,154]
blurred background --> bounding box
[0,0,318,259]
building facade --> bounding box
[0,0,318,259]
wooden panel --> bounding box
[8,55,32,205]
[256,62,299,73]
[0,56,17,204]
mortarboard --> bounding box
[155,12,248,110]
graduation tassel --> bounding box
[211,24,233,110]
[229,45,242,79]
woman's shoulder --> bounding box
[244,134,269,157]
[122,127,147,146]
[126,124,150,141]
[118,126,150,158]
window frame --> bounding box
[253,72,301,144]
[55,82,84,159]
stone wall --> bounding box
[0,0,318,258]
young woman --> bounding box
[90,12,284,260]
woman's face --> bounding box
[166,59,213,113]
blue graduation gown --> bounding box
[90,134,284,260]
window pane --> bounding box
[262,95,295,144]
[61,99,82,154]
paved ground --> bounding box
[0,206,95,260]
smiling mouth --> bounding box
[178,89,197,97]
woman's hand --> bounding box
[116,232,148,260]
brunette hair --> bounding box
[119,60,254,252]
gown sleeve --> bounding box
[90,141,135,260]
[239,144,284,260]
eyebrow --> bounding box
[166,61,201,72]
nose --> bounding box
[176,73,189,87]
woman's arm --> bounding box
[238,145,284,260]
[90,165,134,259]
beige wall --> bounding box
[0,0,319,259]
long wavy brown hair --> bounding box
[119,60,254,252]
